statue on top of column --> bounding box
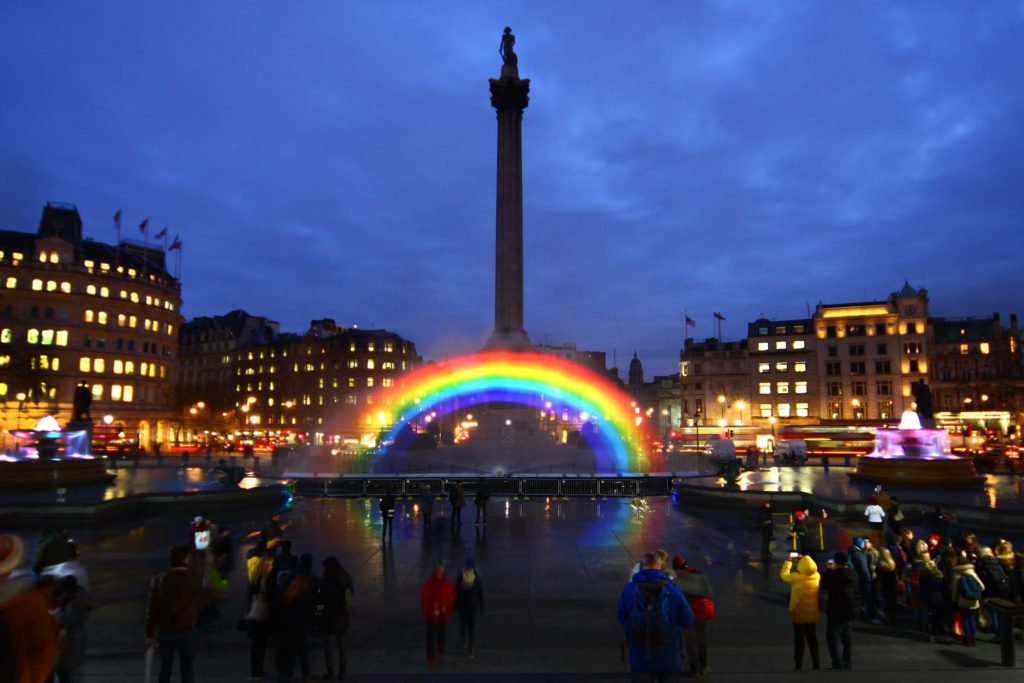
[499,26,519,79]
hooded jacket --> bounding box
[616,568,695,673]
[952,564,985,610]
[780,556,820,624]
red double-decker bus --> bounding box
[777,423,877,459]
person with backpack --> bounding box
[847,538,878,623]
[273,540,299,594]
[420,564,456,668]
[673,555,712,678]
[274,553,316,683]
[473,480,490,527]
[780,552,821,671]
[616,552,694,681]
[145,544,205,683]
[952,556,985,646]
[455,557,485,659]
[316,557,354,681]
[819,552,860,670]
[976,546,1011,641]
[379,491,396,542]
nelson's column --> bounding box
[485,26,531,350]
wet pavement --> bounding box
[8,494,1022,681]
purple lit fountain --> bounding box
[849,410,983,486]
[3,415,113,489]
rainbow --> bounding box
[376,350,657,471]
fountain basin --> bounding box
[0,457,115,489]
[849,424,983,486]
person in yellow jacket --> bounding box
[780,553,821,670]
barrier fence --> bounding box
[293,475,674,499]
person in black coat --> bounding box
[820,552,860,670]
[379,491,396,542]
[757,502,775,559]
[455,557,485,658]
[474,480,491,526]
[275,553,316,682]
[318,556,355,680]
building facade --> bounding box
[178,315,421,445]
[747,318,818,424]
[0,203,182,449]
[678,337,750,427]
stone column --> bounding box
[485,73,531,350]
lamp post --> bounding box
[852,398,862,420]
[717,394,726,421]
[14,392,27,456]
[736,400,746,425]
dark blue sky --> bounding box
[3,3,1022,376]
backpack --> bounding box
[979,562,1011,599]
[689,596,715,621]
[627,581,675,655]
[0,612,15,683]
[959,573,982,601]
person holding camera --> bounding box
[780,551,821,671]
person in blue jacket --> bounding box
[617,552,695,681]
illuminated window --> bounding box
[118,314,126,327]
[367,359,375,370]
[166,324,174,335]
[795,403,809,418]
[120,290,128,300]
[778,403,792,418]
[777,382,790,394]
[98,312,108,325]
[32,279,43,291]
[45,280,57,292]
[50,252,59,264]
[80,357,91,372]
[382,378,393,387]
[140,362,148,376]
[86,284,97,295]
[794,362,807,373]
[348,342,357,352]
[980,342,990,355]
[91,384,103,399]
[775,362,789,372]
[113,360,123,374]
[90,357,104,372]
[145,295,152,305]
[384,342,394,352]
[0,355,9,366]
[757,342,769,351]
[38,251,47,262]
[123,385,133,402]
[347,359,358,369]
[85,310,95,323]
[56,331,67,346]
[111,384,122,400]
[84,259,94,270]
[129,316,137,328]
[366,377,374,387]
[100,287,109,297]
[130,292,139,303]
[795,381,808,394]
[60,281,71,293]
[345,395,357,405]
[27,329,39,344]
[775,341,787,350]
[4,277,14,288]
[348,378,355,387]
[793,340,806,350]
[0,383,5,397]
[367,342,376,352]
[0,329,11,344]
[959,343,969,355]
[758,382,771,395]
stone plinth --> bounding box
[0,458,114,489]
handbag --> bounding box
[244,593,270,623]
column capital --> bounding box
[489,77,530,113]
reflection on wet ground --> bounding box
[0,466,279,505]
[701,465,1024,510]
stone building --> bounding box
[678,337,750,427]
[0,203,182,448]
[746,318,817,423]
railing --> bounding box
[293,475,674,499]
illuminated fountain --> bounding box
[3,415,114,489]
[849,410,982,486]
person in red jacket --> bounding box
[420,563,456,667]
[0,534,59,683]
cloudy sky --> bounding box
[2,2,1022,376]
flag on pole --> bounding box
[113,209,122,229]
[139,218,149,234]
[168,234,182,250]
[154,226,167,240]
[685,315,697,328]
[713,312,726,321]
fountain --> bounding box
[3,415,114,489]
[849,409,983,487]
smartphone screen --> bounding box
[194,530,210,550]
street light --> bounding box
[717,394,726,420]
[852,398,862,420]
[736,400,746,425]
[15,392,27,430]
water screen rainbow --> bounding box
[378,351,657,471]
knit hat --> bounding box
[672,555,687,570]
[853,537,866,549]
[833,551,848,565]
[794,510,805,520]
[0,534,24,576]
